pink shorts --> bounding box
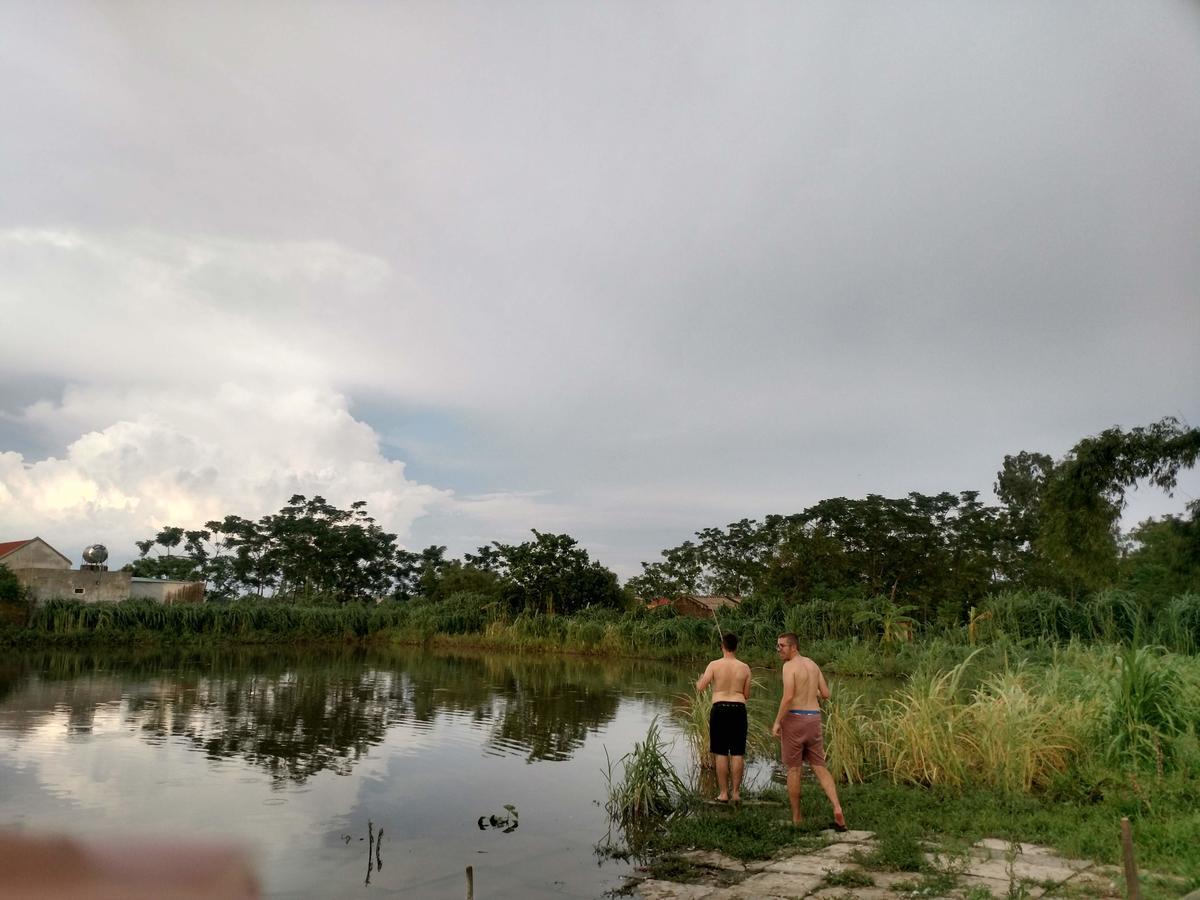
[781,710,826,768]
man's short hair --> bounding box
[777,632,798,650]
[721,632,739,652]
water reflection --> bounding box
[0,648,675,782]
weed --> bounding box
[822,868,875,888]
[854,828,925,872]
[604,720,689,833]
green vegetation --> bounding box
[0,564,30,627]
[821,868,875,888]
[126,494,624,611]
[598,644,1200,891]
[604,719,690,832]
[7,418,1199,661]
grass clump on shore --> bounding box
[603,719,690,836]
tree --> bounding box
[1121,502,1200,598]
[1039,418,1200,596]
[0,564,24,604]
[128,527,208,581]
[132,496,401,603]
[489,531,623,616]
[0,563,29,626]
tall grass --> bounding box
[11,588,1200,663]
[682,649,1200,794]
[964,670,1089,792]
[603,719,690,833]
[23,598,408,642]
[1149,594,1200,654]
[824,691,872,784]
[673,677,776,768]
[1100,645,1193,770]
[872,657,975,787]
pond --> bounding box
[0,647,698,897]
[0,647,881,898]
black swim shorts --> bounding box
[708,701,748,756]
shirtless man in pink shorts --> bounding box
[771,633,846,830]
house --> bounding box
[2,537,203,604]
[671,594,743,619]
[0,538,72,571]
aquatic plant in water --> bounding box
[603,719,689,834]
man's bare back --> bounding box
[781,655,829,709]
[696,656,751,703]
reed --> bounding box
[673,677,775,769]
[1149,594,1200,654]
[1101,645,1190,770]
[603,719,690,833]
[963,670,1089,792]
[823,691,873,784]
[873,658,974,787]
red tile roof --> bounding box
[0,539,32,559]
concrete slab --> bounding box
[964,858,1077,884]
[1056,870,1124,898]
[813,842,868,861]
[821,830,875,843]
[958,874,1028,898]
[806,888,895,900]
[679,849,752,870]
[637,878,720,899]
[969,841,1092,872]
[764,855,849,877]
[736,871,826,898]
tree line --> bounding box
[128,494,622,613]
[127,417,1199,622]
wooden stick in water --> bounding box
[466,864,474,900]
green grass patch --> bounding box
[654,801,829,860]
[822,868,875,888]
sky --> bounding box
[1,1,1198,578]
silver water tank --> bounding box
[82,544,109,565]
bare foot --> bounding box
[832,809,847,831]
[716,795,729,803]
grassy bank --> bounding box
[638,778,1199,896]
[604,645,1200,894]
[8,589,1198,663]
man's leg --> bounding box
[809,765,845,828]
[714,754,730,801]
[786,765,802,824]
[730,755,744,802]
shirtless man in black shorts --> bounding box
[695,633,752,803]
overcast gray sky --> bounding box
[2,1,1198,576]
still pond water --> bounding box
[0,647,770,898]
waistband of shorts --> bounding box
[787,709,821,715]
[712,701,746,708]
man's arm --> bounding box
[817,667,830,701]
[695,661,714,692]
[741,665,752,700]
[772,664,793,736]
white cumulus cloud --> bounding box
[0,383,452,565]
